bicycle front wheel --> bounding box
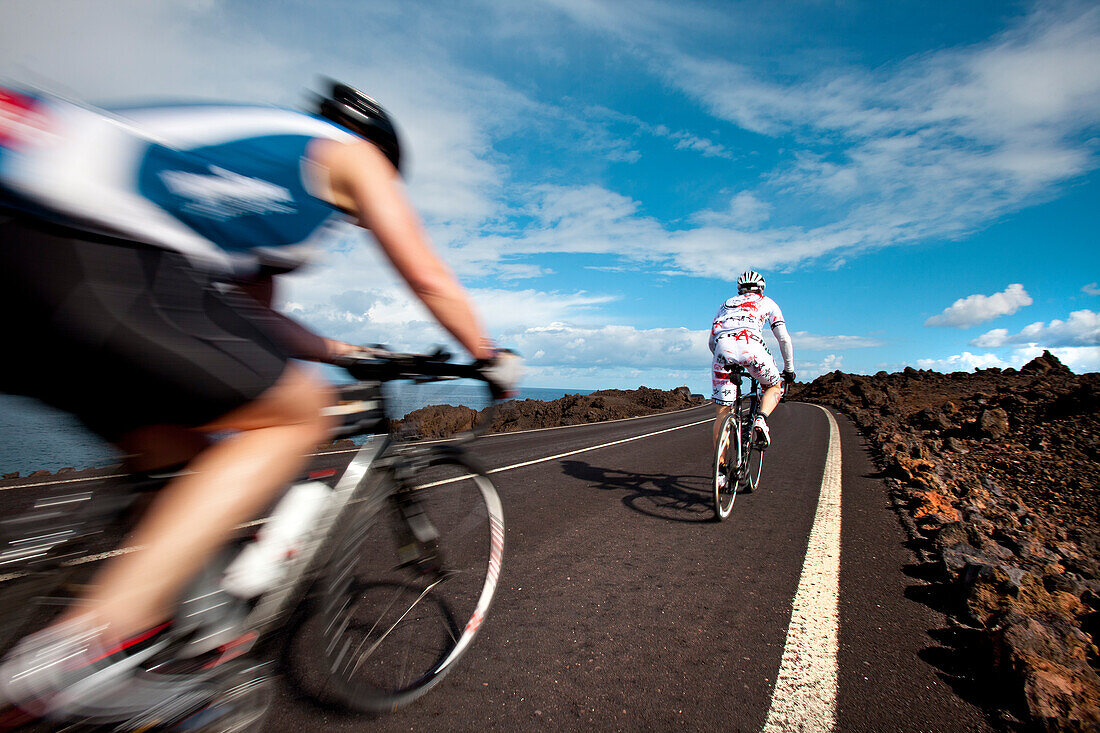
[293,447,504,712]
[713,412,738,520]
[740,443,764,492]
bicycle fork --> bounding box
[390,488,445,579]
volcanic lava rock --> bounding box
[392,385,705,439]
[795,351,1099,730]
[978,407,1011,439]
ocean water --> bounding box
[0,385,593,476]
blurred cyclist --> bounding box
[0,81,519,722]
[709,270,794,467]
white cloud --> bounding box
[522,364,705,392]
[916,352,1010,372]
[650,124,733,159]
[969,309,1100,347]
[281,251,621,354]
[728,192,771,227]
[795,354,845,381]
[510,324,710,370]
[1008,346,1100,374]
[912,345,1100,374]
[925,284,1032,328]
[788,331,883,351]
[4,0,1094,286]
[625,3,1100,272]
[1083,282,1100,296]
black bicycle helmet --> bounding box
[318,81,402,173]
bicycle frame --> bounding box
[243,431,392,637]
[721,365,761,440]
[4,353,494,619]
[242,350,498,645]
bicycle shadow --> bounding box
[559,459,715,523]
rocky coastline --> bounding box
[793,352,1099,731]
[389,385,705,439]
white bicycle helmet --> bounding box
[737,270,765,293]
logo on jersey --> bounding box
[159,166,295,221]
[0,89,53,149]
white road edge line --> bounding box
[0,415,715,581]
[0,403,714,492]
[761,405,842,733]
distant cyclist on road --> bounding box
[0,81,520,723]
[709,270,795,457]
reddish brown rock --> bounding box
[996,616,1100,731]
[795,351,1099,729]
[910,489,961,525]
[391,386,705,439]
[398,404,478,439]
[978,407,1011,438]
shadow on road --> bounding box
[560,459,715,523]
[901,561,1018,727]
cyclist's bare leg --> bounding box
[713,403,731,450]
[57,364,335,643]
[759,384,782,417]
[713,403,735,472]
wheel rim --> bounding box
[292,456,503,711]
[748,446,764,490]
[713,414,737,519]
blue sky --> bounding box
[2,0,1098,392]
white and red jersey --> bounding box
[709,292,786,348]
[708,292,794,397]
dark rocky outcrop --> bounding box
[394,386,704,439]
[792,351,1100,730]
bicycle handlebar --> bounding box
[329,347,502,442]
[332,347,487,384]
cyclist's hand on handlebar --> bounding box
[782,368,796,384]
[480,349,524,400]
[325,340,383,362]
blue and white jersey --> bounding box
[0,88,360,276]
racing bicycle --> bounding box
[0,349,506,730]
[712,365,785,520]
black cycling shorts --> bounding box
[0,217,290,442]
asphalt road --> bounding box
[0,403,997,731]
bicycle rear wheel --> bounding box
[290,447,504,712]
[712,412,738,520]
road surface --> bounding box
[0,403,995,731]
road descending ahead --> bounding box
[0,403,995,731]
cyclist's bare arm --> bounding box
[311,139,495,361]
[236,275,364,362]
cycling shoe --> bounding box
[0,618,174,722]
[752,416,770,449]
